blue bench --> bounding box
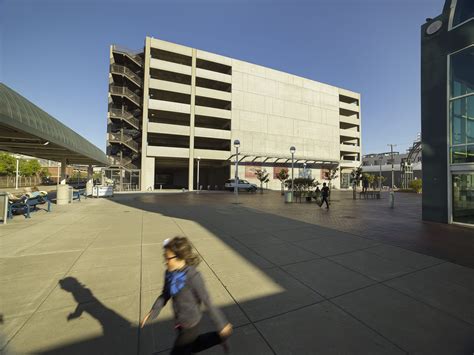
[72,189,87,202]
[8,195,51,219]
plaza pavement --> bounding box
[0,190,473,354]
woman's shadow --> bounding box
[39,277,137,355]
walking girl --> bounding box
[141,236,233,354]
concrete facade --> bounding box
[107,38,361,191]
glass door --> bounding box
[452,173,474,224]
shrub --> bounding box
[409,179,422,193]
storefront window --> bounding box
[450,47,474,163]
[452,0,474,28]
[452,173,474,224]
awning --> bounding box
[0,83,108,165]
[228,151,339,168]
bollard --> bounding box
[389,191,395,208]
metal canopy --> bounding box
[228,151,339,168]
[0,83,108,165]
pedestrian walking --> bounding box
[320,182,330,209]
[141,236,233,355]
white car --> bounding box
[224,179,257,192]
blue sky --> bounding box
[1,0,443,155]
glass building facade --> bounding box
[421,0,474,225]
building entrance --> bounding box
[452,173,474,225]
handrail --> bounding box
[109,86,142,107]
[108,132,139,151]
[109,108,140,129]
[112,45,143,66]
[110,64,143,86]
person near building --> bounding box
[320,183,330,209]
[141,236,232,354]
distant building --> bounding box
[105,37,362,191]
[362,138,422,188]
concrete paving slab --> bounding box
[418,261,474,292]
[228,231,286,248]
[329,250,417,281]
[283,258,376,298]
[139,289,178,354]
[385,262,474,325]
[201,247,275,276]
[333,284,474,354]
[0,251,81,281]
[15,232,98,256]
[0,272,63,318]
[220,267,323,322]
[250,242,320,266]
[0,314,30,351]
[88,234,141,249]
[364,244,444,270]
[256,301,405,354]
[5,293,139,355]
[269,225,330,242]
[70,245,140,271]
[294,233,378,257]
[190,324,273,355]
[38,265,141,312]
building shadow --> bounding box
[4,192,473,354]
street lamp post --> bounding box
[196,157,201,193]
[15,155,19,190]
[379,155,383,191]
[290,146,296,197]
[234,140,240,199]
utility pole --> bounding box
[387,144,397,189]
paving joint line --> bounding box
[1,219,104,352]
[171,217,277,355]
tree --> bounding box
[254,168,269,193]
[276,168,289,195]
[328,167,339,189]
[19,159,42,177]
[409,179,422,193]
[0,153,16,176]
[376,175,386,189]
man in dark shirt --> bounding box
[321,182,330,209]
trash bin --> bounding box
[284,191,293,203]
[57,184,70,205]
[0,192,8,224]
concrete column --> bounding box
[188,48,197,191]
[57,157,70,205]
[142,156,155,190]
[86,164,93,196]
[60,157,67,184]
[140,37,152,191]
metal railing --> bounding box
[109,86,142,107]
[108,156,138,170]
[110,64,143,86]
[109,108,140,129]
[112,45,143,66]
[108,132,139,152]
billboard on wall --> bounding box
[273,167,286,179]
[245,166,259,178]
[320,169,329,180]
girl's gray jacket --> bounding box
[149,266,227,331]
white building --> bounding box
[106,37,361,191]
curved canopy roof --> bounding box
[0,83,108,165]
